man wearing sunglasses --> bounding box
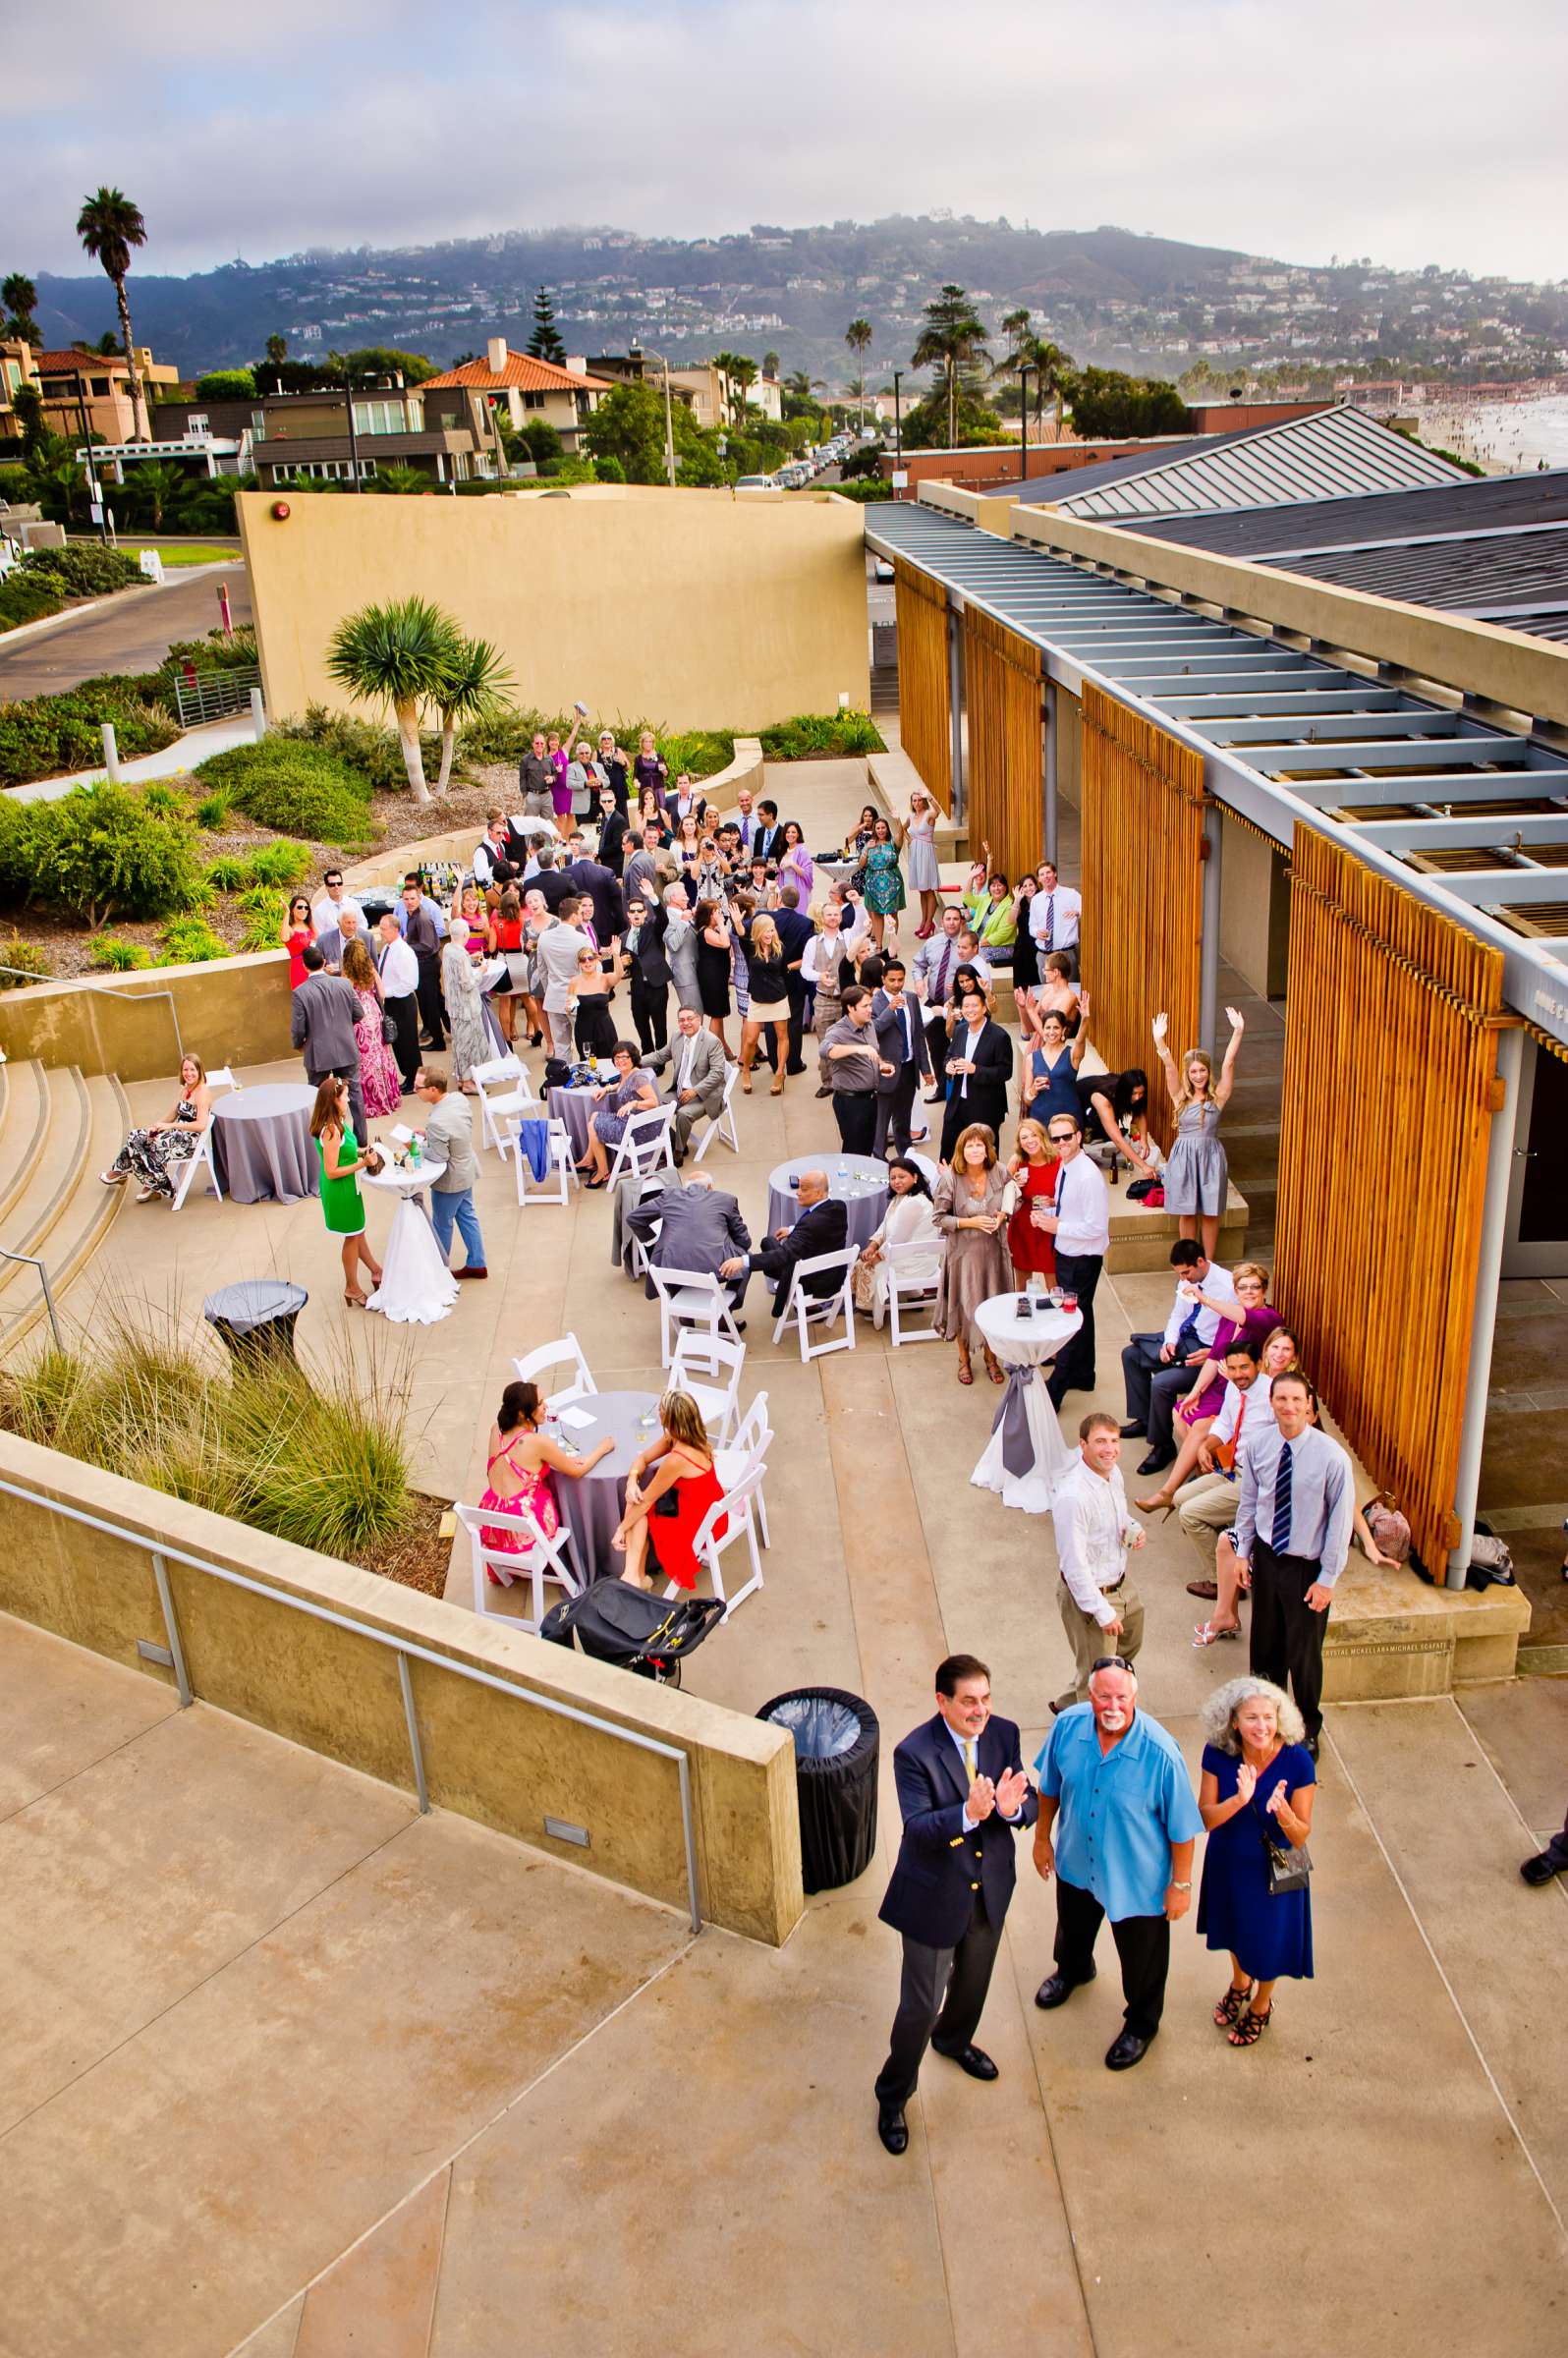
[1038,1113,1110,1409]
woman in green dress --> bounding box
[862,816,906,951]
[310,1075,383,1308]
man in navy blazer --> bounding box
[872,1654,1037,2155]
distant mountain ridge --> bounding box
[27,214,1565,388]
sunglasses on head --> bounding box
[1090,1656,1132,1675]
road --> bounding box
[0,565,252,700]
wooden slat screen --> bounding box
[1080,682,1206,1150]
[964,608,1043,891]
[1273,828,1509,1579]
[894,558,951,813]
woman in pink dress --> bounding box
[478,1379,614,1577]
[341,936,404,1119]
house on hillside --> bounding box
[419,341,613,455]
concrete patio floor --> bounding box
[5,758,1566,2353]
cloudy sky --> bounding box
[8,0,1566,283]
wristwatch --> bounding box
[1170,1880,1192,1891]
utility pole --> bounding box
[73,367,109,542]
[662,359,676,488]
[1018,362,1033,480]
[892,369,903,470]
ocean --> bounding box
[1417,396,1568,476]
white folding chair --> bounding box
[503,1114,575,1206]
[715,1390,773,1547]
[512,1332,597,1408]
[773,1247,859,1363]
[474,1054,538,1151]
[457,1501,581,1634]
[624,1178,666,1280]
[886,1239,944,1346]
[689,1062,741,1162]
[670,1330,746,1444]
[606,1101,677,1187]
[648,1263,744,1370]
[170,1117,222,1209]
[664,1463,765,1620]
[206,1066,241,1096]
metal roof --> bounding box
[1126,467,1568,558]
[1008,431,1244,506]
[1259,526,1568,640]
[1047,405,1470,521]
[866,497,1568,1048]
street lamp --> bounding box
[892,368,903,471]
[639,347,678,487]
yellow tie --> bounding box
[964,1739,978,1785]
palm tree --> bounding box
[368,464,431,496]
[76,188,149,439]
[432,635,515,793]
[324,596,462,805]
[265,333,288,365]
[912,285,989,450]
[992,311,1074,439]
[844,318,871,425]
[3,272,39,345]
[728,354,758,414]
[133,460,184,531]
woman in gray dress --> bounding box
[442,917,488,1091]
[932,1121,1010,1386]
[1151,1005,1246,1261]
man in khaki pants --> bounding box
[1049,1413,1147,1714]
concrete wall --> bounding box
[0,1430,805,1944]
[0,948,294,1084]
[1219,815,1291,1000]
[239,486,869,734]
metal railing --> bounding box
[0,965,185,1067]
[0,1249,63,1349]
[0,1479,704,1935]
[174,666,262,728]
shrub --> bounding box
[203,854,252,893]
[19,544,144,597]
[0,934,53,988]
[158,915,229,965]
[13,784,204,926]
[246,838,311,887]
[194,740,378,847]
[758,709,884,760]
[238,890,286,953]
[0,683,180,788]
[89,934,151,971]
[139,780,188,821]
[0,574,65,634]
[275,704,409,793]
[195,790,232,830]
[658,728,737,779]
[828,477,895,503]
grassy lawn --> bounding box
[144,544,244,567]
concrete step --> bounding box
[0,1059,51,1232]
[0,1070,130,1355]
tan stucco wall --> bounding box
[0,1429,805,1944]
[0,949,293,1084]
[239,487,869,733]
[1219,817,1291,999]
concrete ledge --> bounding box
[868,746,968,861]
[0,948,292,1085]
[1323,1556,1533,1700]
[1105,1182,1249,1273]
[0,1429,806,1945]
[703,736,763,811]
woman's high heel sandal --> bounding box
[1228,2004,1272,2049]
[1214,1981,1254,2028]
[1135,1493,1176,1519]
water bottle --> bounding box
[409,1132,421,1172]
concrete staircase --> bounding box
[0,1056,131,1357]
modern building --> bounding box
[249,386,504,488]
[419,341,613,455]
[27,345,181,443]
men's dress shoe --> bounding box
[1105,2030,1152,2071]
[1137,1449,1173,1477]
[786,1062,808,1075]
[932,2042,998,2082]
[454,1265,488,1280]
[876,2106,909,2156]
[1520,1854,1563,1885]
[1187,1579,1219,1600]
[1119,1420,1146,1438]
[1306,1735,1320,1764]
[1035,1968,1094,2010]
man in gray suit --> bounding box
[291,944,367,1142]
[663,883,702,1014]
[626,1171,751,1311]
[314,903,364,974]
[413,1066,487,1277]
[644,1005,727,1162]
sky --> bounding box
[7,0,1567,286]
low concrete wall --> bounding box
[700,736,763,812]
[0,948,293,1084]
[0,1430,805,1944]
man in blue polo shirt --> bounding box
[1032,1656,1202,2070]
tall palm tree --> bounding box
[76,187,148,440]
[325,596,462,804]
[432,635,515,793]
[911,285,989,449]
[993,311,1075,438]
[3,272,39,345]
[845,318,871,425]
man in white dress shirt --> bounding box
[1028,860,1083,978]
[1039,1114,1111,1409]
[1233,1375,1354,1759]
[375,913,422,1094]
[310,869,365,941]
[1050,1413,1148,1713]
[1120,1239,1238,1476]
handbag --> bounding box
[379,1008,397,1045]
[1365,1497,1412,1564]
[1264,1834,1312,1895]
[1127,1177,1165,1206]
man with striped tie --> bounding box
[1232,1374,1354,1761]
[872,1656,1037,2156]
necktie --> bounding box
[1041,893,1055,951]
[1270,1439,1294,1553]
[933,942,952,1001]
[963,1738,978,1786]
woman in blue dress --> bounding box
[1020,1003,1088,1130]
[1198,1675,1316,2048]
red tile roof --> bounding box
[420,349,613,394]
[35,349,131,373]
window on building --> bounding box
[352,397,420,436]
[188,413,209,437]
[91,378,111,396]
[523,390,545,411]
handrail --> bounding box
[0,1476,703,1935]
[0,1249,63,1350]
[0,966,185,1067]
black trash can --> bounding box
[757,1687,879,1894]
[202,1278,308,1372]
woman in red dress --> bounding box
[279,895,314,989]
[613,1391,727,1593]
[1005,1115,1060,1288]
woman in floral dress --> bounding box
[342,936,403,1119]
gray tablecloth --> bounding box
[552,1389,661,1582]
[211,1085,318,1205]
[765,1152,938,1255]
[202,1279,308,1334]
[551,1085,595,1162]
